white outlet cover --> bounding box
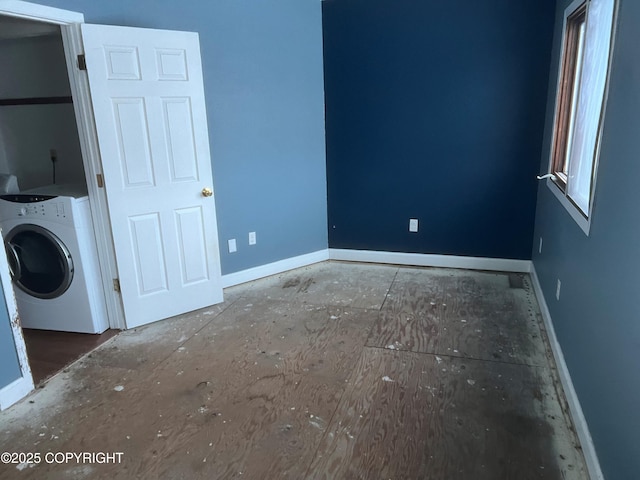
[556,279,561,300]
[409,219,418,232]
[249,232,256,245]
[228,238,237,253]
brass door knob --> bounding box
[202,187,213,197]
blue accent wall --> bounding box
[0,275,22,389]
[37,0,328,275]
[533,1,640,479]
[322,0,555,259]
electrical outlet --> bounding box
[556,279,561,300]
[539,237,543,254]
[49,149,57,162]
[249,231,256,245]
[228,238,237,253]
[409,218,418,233]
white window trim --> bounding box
[544,0,618,236]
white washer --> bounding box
[0,186,108,333]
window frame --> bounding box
[550,2,587,191]
[545,0,617,235]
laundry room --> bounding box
[0,18,115,384]
[0,21,85,190]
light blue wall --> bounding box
[0,275,22,388]
[36,0,328,274]
[533,1,640,479]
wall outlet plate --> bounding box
[228,238,237,253]
[409,218,418,232]
[249,231,256,245]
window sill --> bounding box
[546,178,591,236]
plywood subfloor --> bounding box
[0,262,587,480]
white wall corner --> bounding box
[329,249,532,273]
[529,265,604,480]
[221,249,330,288]
[0,376,33,410]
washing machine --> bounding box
[0,184,109,333]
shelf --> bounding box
[0,96,73,106]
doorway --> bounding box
[0,16,119,384]
[0,1,225,409]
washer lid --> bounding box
[5,224,74,299]
[21,183,88,199]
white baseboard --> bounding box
[0,376,33,411]
[222,249,330,288]
[222,248,531,288]
[329,248,532,273]
[530,266,604,480]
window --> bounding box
[546,0,616,233]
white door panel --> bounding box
[81,24,223,328]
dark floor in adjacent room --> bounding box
[0,262,587,479]
[22,329,119,385]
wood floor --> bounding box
[22,329,119,385]
[0,262,587,480]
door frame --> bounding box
[0,218,32,409]
[0,2,126,340]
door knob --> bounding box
[202,187,213,197]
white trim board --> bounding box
[0,179,33,408]
[530,266,604,480]
[0,0,83,23]
[221,249,329,288]
[0,229,33,407]
[0,376,33,410]
[329,249,532,273]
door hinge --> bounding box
[96,173,104,188]
[113,278,121,292]
[77,54,87,71]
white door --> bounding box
[81,24,223,328]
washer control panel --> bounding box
[17,204,45,216]
[15,202,68,219]
[0,195,73,224]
